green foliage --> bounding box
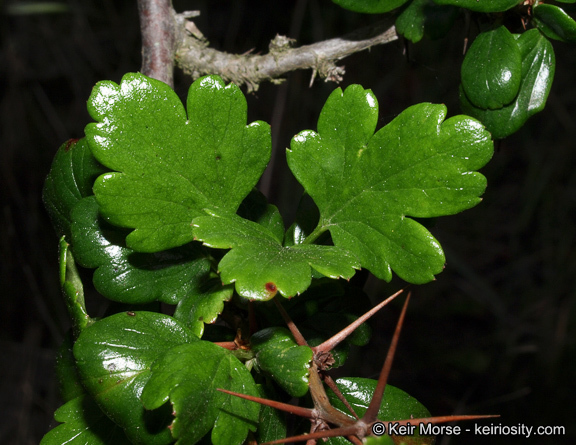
[461,29,556,139]
[288,87,492,283]
[42,1,574,442]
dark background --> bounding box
[1,1,575,444]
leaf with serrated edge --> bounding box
[40,395,131,445]
[251,327,313,397]
[193,213,359,299]
[461,29,556,139]
[288,85,492,284]
[86,73,271,253]
[74,311,197,444]
[141,342,260,445]
[71,196,211,304]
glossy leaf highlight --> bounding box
[86,73,271,252]
[288,85,493,284]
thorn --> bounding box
[216,388,315,419]
[274,297,308,346]
[261,424,362,445]
[321,374,359,419]
[363,292,411,423]
[313,288,405,355]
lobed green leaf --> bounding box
[74,311,197,444]
[288,85,493,284]
[86,73,271,253]
[141,342,260,445]
[251,327,313,397]
[193,213,359,299]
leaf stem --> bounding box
[302,224,326,245]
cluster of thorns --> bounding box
[218,289,497,444]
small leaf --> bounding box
[432,0,518,13]
[461,29,556,139]
[70,196,211,304]
[193,213,359,299]
[331,0,410,14]
[396,0,457,43]
[173,279,234,337]
[40,395,131,445]
[59,237,91,337]
[534,4,576,43]
[74,311,197,444]
[43,137,107,239]
[86,73,271,253]
[461,26,522,110]
[141,342,260,445]
[251,327,313,397]
[288,85,493,284]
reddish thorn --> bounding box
[261,425,361,445]
[274,297,308,346]
[313,287,406,355]
[216,388,315,419]
[391,414,500,426]
[363,292,411,423]
[322,374,359,419]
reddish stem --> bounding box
[274,297,309,346]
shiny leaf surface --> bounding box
[534,4,576,43]
[70,196,211,304]
[86,73,271,252]
[251,327,313,397]
[141,342,260,445]
[461,29,556,139]
[74,311,196,444]
[193,212,359,299]
[288,85,493,284]
[461,26,522,110]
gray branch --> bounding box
[174,12,398,92]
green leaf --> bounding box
[432,0,518,13]
[534,4,576,43]
[288,85,493,284]
[461,29,556,139]
[331,0,410,14]
[251,327,313,397]
[141,342,260,445]
[55,334,85,402]
[396,0,457,43]
[59,237,91,337]
[86,73,271,253]
[173,279,234,337]
[43,138,106,239]
[255,383,287,443]
[193,213,359,299]
[327,378,432,441]
[74,311,197,444]
[40,395,131,445]
[461,26,522,110]
[70,196,211,305]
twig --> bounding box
[137,0,176,87]
[174,13,398,92]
